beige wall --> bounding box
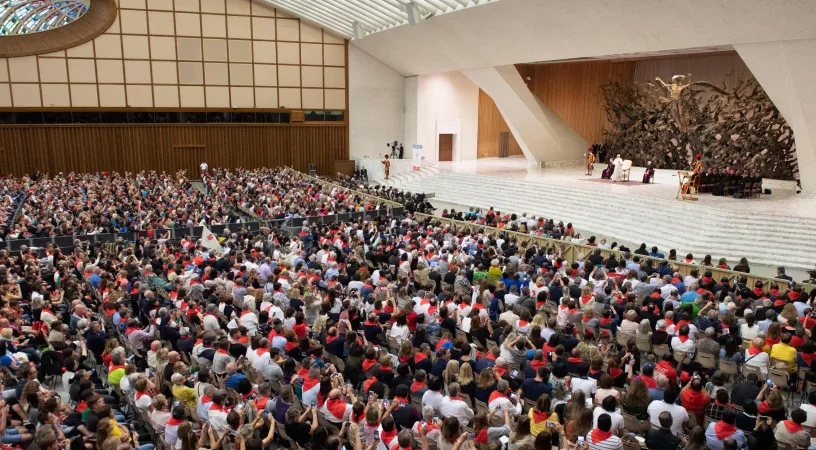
[0,0,347,109]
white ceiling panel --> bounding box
[262,0,500,40]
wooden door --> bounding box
[438,134,453,161]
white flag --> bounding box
[199,226,224,256]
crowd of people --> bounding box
[0,166,815,450]
[205,168,400,221]
[0,179,24,240]
[5,171,235,239]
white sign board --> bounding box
[412,144,422,170]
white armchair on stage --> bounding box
[620,160,633,182]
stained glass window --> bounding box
[0,0,88,36]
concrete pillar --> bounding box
[462,65,587,166]
[736,39,816,190]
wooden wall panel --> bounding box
[632,52,752,89]
[515,60,636,144]
[0,124,347,176]
[476,89,524,158]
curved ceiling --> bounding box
[0,0,114,58]
[261,0,500,40]
[1,0,89,35]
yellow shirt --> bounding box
[172,384,198,411]
[528,410,559,436]
[110,418,122,437]
[770,342,797,373]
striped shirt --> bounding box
[586,432,623,450]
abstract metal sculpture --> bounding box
[602,74,798,181]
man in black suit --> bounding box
[645,411,682,450]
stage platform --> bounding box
[378,156,816,275]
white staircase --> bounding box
[397,172,816,271]
[375,165,440,189]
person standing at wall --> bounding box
[382,154,391,180]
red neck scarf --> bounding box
[747,345,763,355]
[362,359,377,372]
[714,421,737,440]
[285,341,299,352]
[784,420,803,433]
[135,390,151,400]
[414,352,428,363]
[325,398,348,420]
[567,357,583,363]
[125,327,140,335]
[410,381,427,394]
[677,335,689,343]
[765,336,781,347]
[494,367,507,377]
[475,429,488,445]
[676,320,689,329]
[638,375,657,389]
[380,430,397,445]
[529,359,546,371]
[255,348,269,357]
[326,335,340,344]
[802,352,816,367]
[166,417,184,426]
[590,429,613,443]
[531,410,550,423]
[255,396,269,411]
[488,391,508,404]
[216,348,229,355]
[609,367,623,379]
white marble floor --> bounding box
[437,157,816,218]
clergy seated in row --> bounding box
[704,169,763,197]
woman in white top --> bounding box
[388,313,411,345]
[594,374,621,407]
[590,268,609,296]
[150,394,172,434]
[740,312,759,341]
[744,336,770,378]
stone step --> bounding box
[412,173,816,233]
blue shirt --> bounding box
[681,291,700,304]
[705,421,747,449]
[0,355,14,369]
[89,274,102,289]
[473,356,496,373]
[225,373,246,390]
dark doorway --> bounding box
[438,134,453,161]
[499,132,510,157]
